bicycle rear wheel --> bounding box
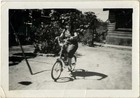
[51,60,63,82]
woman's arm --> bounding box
[70,32,78,40]
[60,32,64,38]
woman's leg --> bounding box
[67,44,78,71]
[68,57,72,70]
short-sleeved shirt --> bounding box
[61,29,78,45]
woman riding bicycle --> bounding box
[59,25,78,70]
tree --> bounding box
[9,9,107,54]
[80,12,98,46]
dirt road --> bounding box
[9,43,132,90]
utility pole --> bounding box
[10,23,33,75]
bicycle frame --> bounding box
[51,37,77,81]
[55,37,68,59]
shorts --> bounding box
[66,43,78,58]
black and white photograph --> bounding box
[1,1,139,98]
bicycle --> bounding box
[51,37,77,82]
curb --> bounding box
[94,42,132,50]
[103,44,132,50]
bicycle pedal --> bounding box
[68,68,72,72]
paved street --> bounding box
[9,43,132,90]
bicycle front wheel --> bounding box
[51,60,63,82]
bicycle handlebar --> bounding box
[55,36,70,47]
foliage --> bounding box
[9,9,108,53]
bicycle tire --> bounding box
[51,60,63,82]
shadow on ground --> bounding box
[75,52,83,58]
[9,52,37,66]
[56,69,108,83]
[18,81,32,86]
[71,69,108,80]
[56,77,74,83]
[32,69,51,75]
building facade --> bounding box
[104,9,132,46]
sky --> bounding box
[78,9,109,22]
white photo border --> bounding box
[1,1,139,97]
